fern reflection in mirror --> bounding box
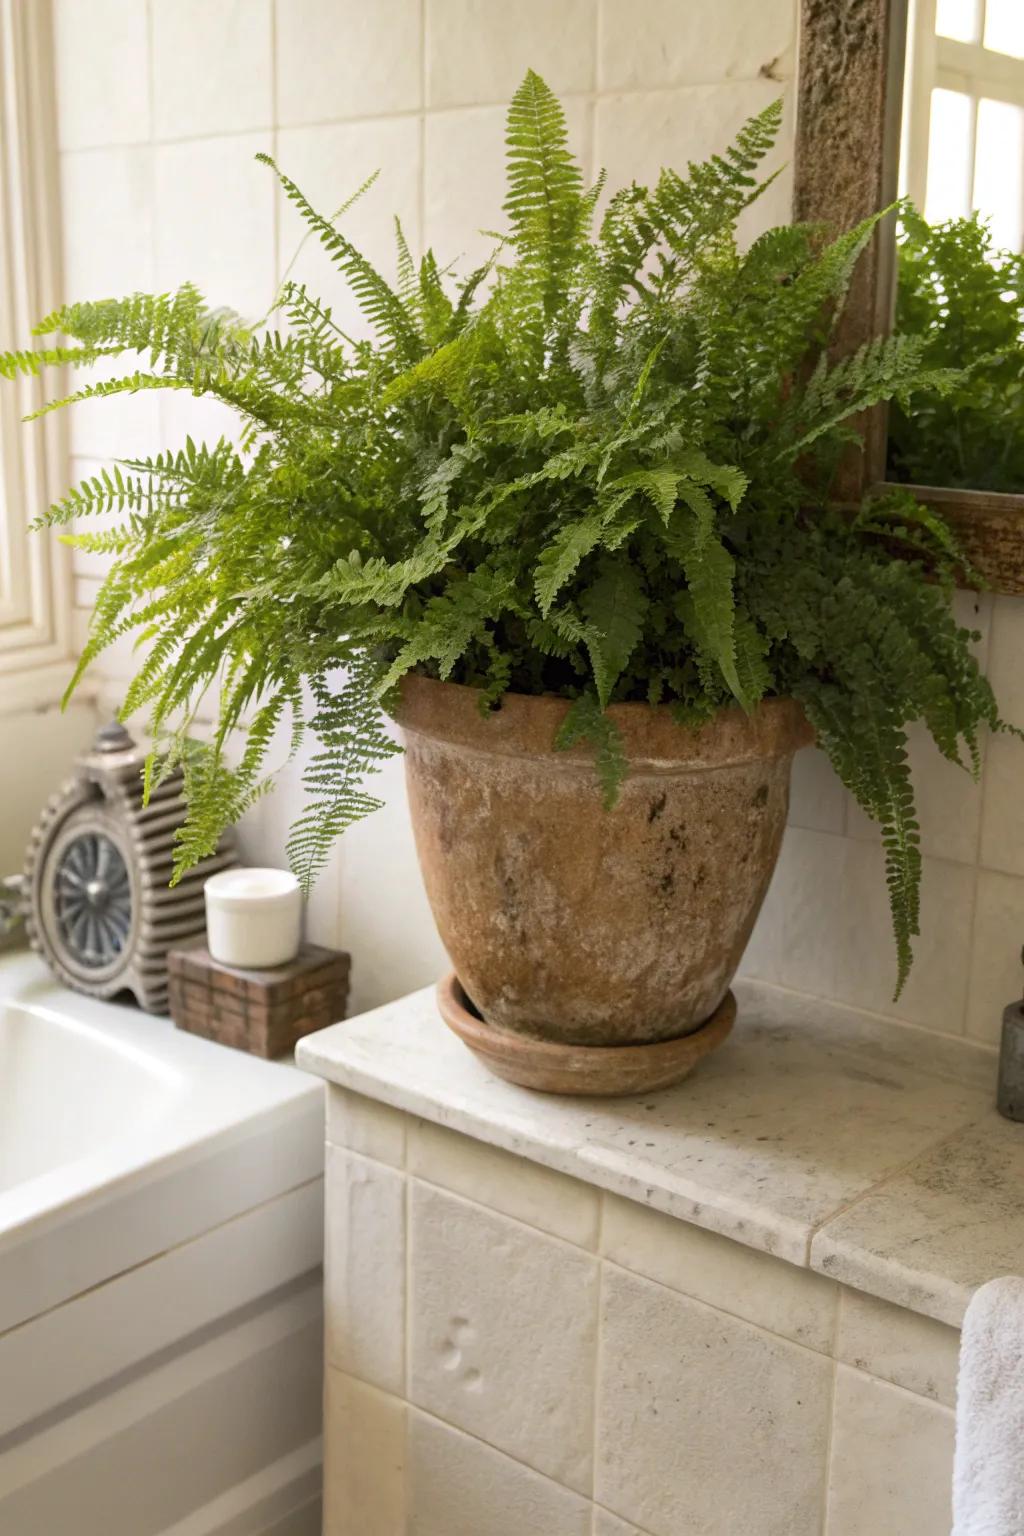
[0,71,1015,996]
[888,208,1024,493]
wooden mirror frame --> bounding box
[794,0,1024,594]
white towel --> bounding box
[953,1276,1024,1536]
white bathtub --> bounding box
[0,951,325,1536]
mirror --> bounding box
[890,0,1024,493]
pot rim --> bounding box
[393,673,813,770]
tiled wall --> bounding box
[747,591,1024,1047]
[322,1087,959,1536]
[53,0,1023,1039]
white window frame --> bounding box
[0,0,81,715]
[902,0,1024,231]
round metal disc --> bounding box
[52,830,132,970]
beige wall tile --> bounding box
[740,825,845,993]
[832,842,974,1033]
[66,353,164,464]
[54,0,150,150]
[151,0,273,140]
[596,1266,832,1536]
[334,752,452,1016]
[980,596,1024,876]
[276,117,422,342]
[426,0,596,108]
[157,392,247,457]
[61,147,155,299]
[966,870,1024,1045]
[788,747,847,835]
[826,1367,954,1536]
[276,0,423,125]
[748,833,978,1037]
[328,1088,407,1167]
[980,733,1024,877]
[409,1183,598,1493]
[325,1146,405,1393]
[836,1289,960,1407]
[593,82,794,241]
[602,1194,838,1353]
[598,0,796,92]
[324,1370,406,1536]
[595,80,784,189]
[408,1409,592,1536]
[154,135,278,317]
[0,706,98,873]
[408,1119,599,1248]
[985,595,1024,718]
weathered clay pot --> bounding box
[396,676,812,1053]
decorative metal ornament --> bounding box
[23,721,237,1012]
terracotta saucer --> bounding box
[435,974,736,1097]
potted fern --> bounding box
[1,73,1010,1094]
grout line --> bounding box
[802,1118,977,1269]
[335,1366,593,1501]
[270,0,280,283]
[818,1354,840,1531]
[591,1504,658,1536]
[404,1171,595,1257]
[840,1358,956,1412]
[601,1254,834,1362]
[588,0,601,186]
[57,73,797,157]
[744,967,999,1053]
[960,601,996,1038]
[960,861,984,1037]
[418,0,427,253]
[590,1197,607,1503]
[403,1165,412,1401]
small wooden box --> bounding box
[168,943,350,1059]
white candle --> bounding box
[204,867,303,969]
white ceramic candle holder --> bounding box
[204,867,303,969]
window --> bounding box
[901,0,1024,249]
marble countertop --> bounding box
[297,978,1024,1327]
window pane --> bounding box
[935,0,980,41]
[974,98,1024,250]
[925,89,974,223]
[984,0,1024,58]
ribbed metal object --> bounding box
[21,722,237,1013]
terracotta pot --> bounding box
[396,676,812,1051]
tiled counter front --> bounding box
[322,1088,958,1536]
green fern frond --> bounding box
[287,660,401,892]
[555,693,628,809]
[257,153,422,361]
[1,70,1012,995]
[503,69,585,332]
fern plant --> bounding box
[887,208,1024,492]
[1,72,1013,993]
